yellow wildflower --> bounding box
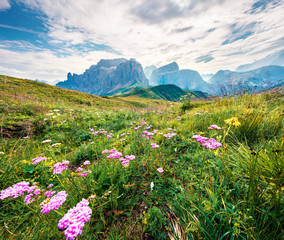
[225,117,241,127]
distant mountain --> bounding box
[148,62,210,92]
[56,58,148,95]
[144,65,157,79]
[117,84,208,102]
[201,73,214,82]
[237,49,284,72]
[208,65,284,95]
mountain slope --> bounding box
[144,65,157,79]
[56,58,148,95]
[0,75,173,137]
[149,62,210,92]
[208,65,284,95]
[117,84,208,102]
[237,49,284,72]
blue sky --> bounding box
[0,0,283,83]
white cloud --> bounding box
[0,47,120,83]
[0,0,10,10]
[1,0,284,83]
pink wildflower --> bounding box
[120,158,129,167]
[0,181,30,200]
[157,168,164,173]
[77,167,83,172]
[80,170,91,177]
[24,187,41,205]
[40,191,68,214]
[53,161,69,174]
[125,155,135,160]
[151,143,160,149]
[32,157,47,165]
[102,149,109,154]
[47,184,53,189]
[58,198,92,240]
[44,190,56,198]
[83,160,91,166]
[107,151,123,159]
[208,124,221,130]
[202,138,222,149]
[164,133,177,139]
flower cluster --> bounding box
[157,168,164,173]
[58,198,92,240]
[0,181,30,200]
[40,191,68,214]
[24,186,41,205]
[83,161,90,166]
[192,135,222,150]
[32,157,47,165]
[80,170,92,177]
[44,190,56,198]
[119,154,135,167]
[53,161,69,174]
[106,150,123,159]
[142,130,154,140]
[151,143,160,149]
[163,133,177,139]
[208,124,221,130]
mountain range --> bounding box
[236,49,284,72]
[208,65,284,95]
[147,62,209,93]
[56,52,284,97]
[56,58,148,96]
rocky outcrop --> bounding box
[149,62,210,92]
[208,65,284,95]
[56,58,148,95]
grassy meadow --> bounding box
[0,75,283,240]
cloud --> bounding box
[247,0,281,14]
[195,54,214,63]
[130,0,225,24]
[0,0,10,10]
[172,26,193,33]
[0,24,41,34]
[222,22,260,45]
[0,0,283,82]
[0,47,120,83]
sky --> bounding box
[0,0,283,84]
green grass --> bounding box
[0,75,283,239]
[117,84,208,102]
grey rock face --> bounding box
[208,65,284,95]
[144,65,157,79]
[56,58,148,95]
[149,62,209,92]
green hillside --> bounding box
[0,74,283,240]
[0,75,172,138]
[117,84,208,101]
